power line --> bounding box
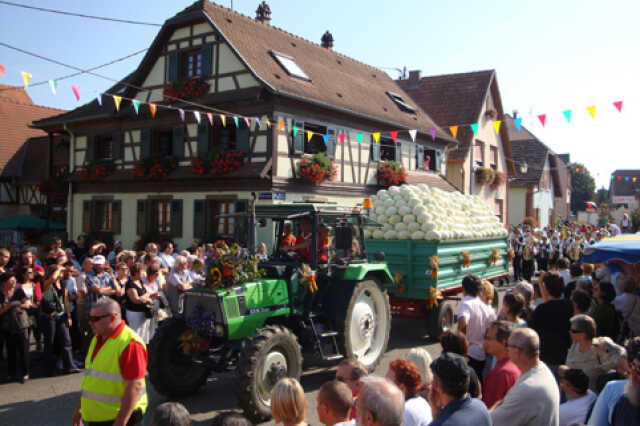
[0,1,162,26]
[0,48,148,92]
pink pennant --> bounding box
[338,133,345,145]
[429,128,436,141]
[0,65,4,78]
[244,117,251,128]
[71,85,80,101]
[613,101,623,112]
[537,114,547,127]
[207,112,214,126]
[389,131,398,144]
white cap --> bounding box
[92,255,106,265]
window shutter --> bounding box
[82,200,92,233]
[112,132,124,160]
[370,138,380,162]
[326,129,336,159]
[200,44,213,77]
[170,199,183,238]
[137,199,147,235]
[292,121,305,155]
[435,150,443,172]
[172,126,185,158]
[140,129,152,159]
[111,200,122,234]
[194,199,206,240]
[167,51,180,83]
[234,200,249,245]
[236,126,250,153]
[86,135,96,163]
[395,142,402,162]
[417,145,425,170]
[197,122,210,155]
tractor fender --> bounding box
[340,264,394,285]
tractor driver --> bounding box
[279,222,297,253]
[286,218,313,262]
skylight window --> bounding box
[270,51,310,81]
[386,91,416,114]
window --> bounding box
[153,130,173,157]
[270,51,310,81]
[490,146,497,168]
[474,141,484,165]
[424,149,436,171]
[386,91,416,114]
[304,122,327,154]
[380,138,397,161]
[94,201,112,231]
[95,135,113,161]
[152,199,172,233]
[83,200,121,234]
[214,200,236,236]
[181,49,203,78]
[494,199,503,221]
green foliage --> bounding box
[570,162,596,213]
[205,241,265,289]
[595,187,610,205]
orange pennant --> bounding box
[149,103,157,118]
[278,120,285,131]
[449,125,458,139]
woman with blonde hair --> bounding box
[271,377,307,426]
[405,347,433,399]
[479,279,495,307]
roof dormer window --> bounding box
[386,91,416,114]
[270,51,310,81]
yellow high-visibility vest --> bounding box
[81,324,148,422]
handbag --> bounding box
[143,303,153,319]
[5,307,30,332]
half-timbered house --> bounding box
[32,1,457,249]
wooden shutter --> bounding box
[435,150,443,172]
[82,200,92,233]
[394,142,402,162]
[292,121,305,155]
[236,126,250,153]
[197,122,210,155]
[111,200,122,234]
[111,132,124,160]
[194,199,206,240]
[137,200,147,235]
[417,145,425,170]
[172,126,185,158]
[170,199,183,238]
[167,51,180,83]
[200,44,213,77]
[140,129,152,159]
[234,200,249,245]
[326,129,336,159]
[86,135,96,163]
[370,138,380,162]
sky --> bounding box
[1,0,639,190]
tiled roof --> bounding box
[610,169,640,196]
[0,95,65,175]
[509,138,550,186]
[34,1,453,144]
[0,84,33,104]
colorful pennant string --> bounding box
[112,95,122,112]
[306,130,313,142]
[586,106,596,119]
[613,101,623,112]
[292,125,299,137]
[96,92,102,106]
[429,128,436,142]
[132,99,140,114]
[232,116,239,127]
[244,117,251,128]
[0,65,5,78]
[254,117,261,128]
[470,123,478,136]
[178,108,185,122]
[278,121,285,131]
[149,103,157,118]
[21,71,32,88]
[71,85,80,101]
[538,114,547,127]
[449,125,458,139]
[339,133,346,145]
[322,134,328,146]
[373,132,381,144]
[220,115,226,127]
[206,112,213,125]
[409,129,417,142]
[389,131,398,144]
[514,117,523,131]
[48,79,57,95]
[562,110,572,123]
[193,110,201,123]
[356,133,363,144]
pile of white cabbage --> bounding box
[363,184,508,241]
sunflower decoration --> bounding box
[178,330,209,356]
[460,250,471,268]
[429,256,439,280]
[209,267,222,283]
[489,248,500,265]
[204,242,265,290]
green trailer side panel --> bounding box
[365,237,509,298]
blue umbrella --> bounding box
[582,234,640,264]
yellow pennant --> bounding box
[149,103,157,118]
[492,120,501,134]
[306,130,313,142]
[220,115,226,127]
[373,132,381,144]
[21,71,32,88]
[265,118,271,128]
[278,120,284,131]
[586,106,596,119]
[113,95,122,112]
[449,125,458,139]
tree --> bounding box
[595,187,609,205]
[570,162,596,213]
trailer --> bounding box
[366,237,509,339]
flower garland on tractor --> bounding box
[297,152,337,184]
[204,241,265,290]
[131,155,178,179]
[377,161,407,186]
[75,160,116,180]
[190,147,244,175]
[163,77,210,104]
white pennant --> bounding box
[408,129,417,142]
[193,110,201,123]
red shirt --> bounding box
[295,233,311,262]
[90,321,148,380]
[482,357,521,408]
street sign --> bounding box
[258,192,286,201]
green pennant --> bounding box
[356,133,363,144]
[562,110,572,123]
[293,125,299,137]
[132,100,140,115]
[470,123,479,135]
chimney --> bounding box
[321,31,334,49]
[408,70,421,88]
[255,1,271,24]
[512,110,518,119]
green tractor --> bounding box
[148,201,393,421]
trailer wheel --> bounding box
[429,300,455,341]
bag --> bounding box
[4,307,30,332]
[143,303,153,319]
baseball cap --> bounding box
[92,255,106,265]
[430,352,470,385]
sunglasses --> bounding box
[88,314,111,323]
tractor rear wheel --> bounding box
[341,279,391,371]
[236,325,303,422]
[428,300,455,341]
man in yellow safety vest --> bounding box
[72,297,148,426]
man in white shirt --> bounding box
[458,275,496,379]
[491,328,560,426]
[559,368,597,426]
[159,241,176,271]
[317,380,355,426]
[166,255,193,313]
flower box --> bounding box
[163,77,210,104]
[190,149,245,176]
[75,160,116,180]
[491,171,507,188]
[297,153,337,184]
[377,161,407,186]
[475,167,495,186]
[131,156,177,179]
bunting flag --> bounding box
[149,103,157,118]
[339,133,346,145]
[244,117,251,128]
[322,134,328,146]
[96,92,102,106]
[220,115,226,127]
[389,131,398,144]
[613,101,623,112]
[492,120,501,134]
[264,117,271,128]
[206,112,213,125]
[514,117,523,131]
[112,95,122,112]
[562,110,572,123]
[178,108,185,122]
[373,132,381,144]
[71,85,80,101]
[586,106,596,119]
[0,65,4,77]
[193,110,201,123]
[538,114,547,127]
[449,125,458,139]
[48,79,57,95]
[292,125,299,137]
[356,133,363,144]
[21,71,32,88]
[278,121,285,131]
[306,130,313,142]
[254,117,261,128]
[132,99,140,115]
[470,123,478,136]
[408,129,417,142]
[634,177,637,182]
[429,128,436,141]
[232,116,239,127]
